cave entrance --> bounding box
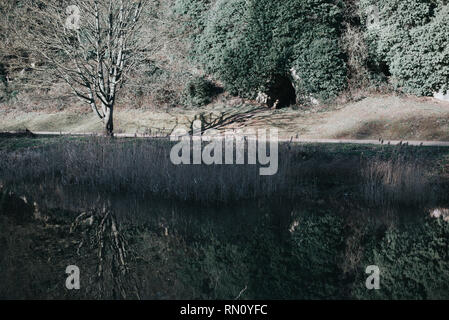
[265,74,296,109]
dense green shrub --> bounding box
[181,236,250,299]
[180,212,348,299]
[292,38,347,100]
[353,217,449,299]
[182,76,217,107]
[174,0,212,33]
[181,0,347,101]
[288,213,347,298]
[0,81,7,103]
[360,0,449,95]
[192,0,250,96]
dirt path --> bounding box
[1,94,449,141]
[4,130,449,147]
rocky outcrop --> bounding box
[434,90,449,102]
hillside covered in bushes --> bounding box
[1,0,448,114]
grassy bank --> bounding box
[1,94,449,141]
[1,135,448,206]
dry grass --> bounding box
[362,154,433,207]
[0,137,444,208]
[336,116,449,141]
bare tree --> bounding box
[0,1,30,96]
[17,0,149,135]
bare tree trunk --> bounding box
[104,106,114,136]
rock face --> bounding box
[258,74,296,109]
[433,90,449,102]
[256,92,269,105]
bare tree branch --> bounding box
[16,0,150,135]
